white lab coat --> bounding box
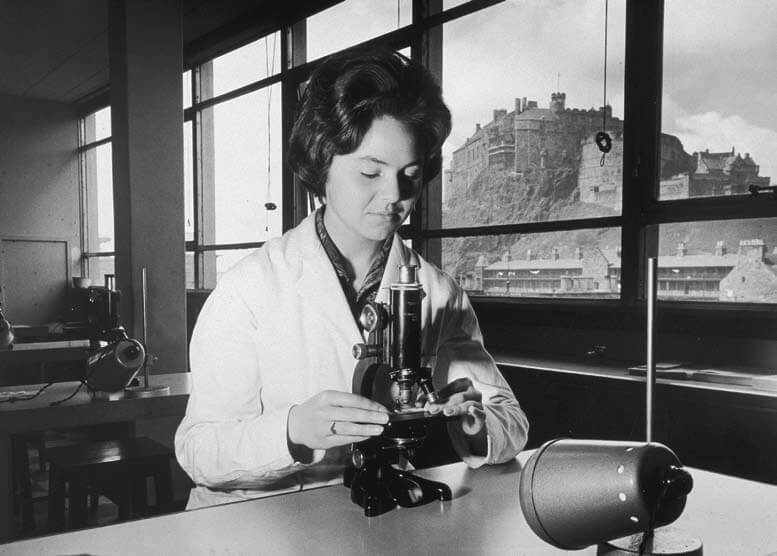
[175,212,528,509]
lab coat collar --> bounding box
[291,213,421,388]
[293,211,420,326]
[293,214,366,389]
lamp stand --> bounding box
[124,266,169,398]
[598,527,702,555]
[609,258,701,556]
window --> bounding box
[79,106,115,283]
[185,3,414,289]
[657,0,777,304]
[184,0,777,319]
[185,32,283,289]
[306,0,412,61]
[435,0,626,299]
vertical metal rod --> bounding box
[141,266,150,388]
[646,257,657,442]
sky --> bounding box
[661,0,777,178]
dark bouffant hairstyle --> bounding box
[288,48,452,198]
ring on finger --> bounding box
[329,421,337,436]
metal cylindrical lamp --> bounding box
[519,258,703,555]
[519,439,693,551]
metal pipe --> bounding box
[646,257,657,442]
[141,266,149,388]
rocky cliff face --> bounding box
[441,165,775,280]
[441,164,621,277]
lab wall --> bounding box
[0,93,81,323]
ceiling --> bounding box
[0,0,109,103]
[0,0,333,104]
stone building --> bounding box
[719,239,777,302]
[458,239,777,303]
[578,132,624,207]
[446,93,623,203]
[447,94,771,209]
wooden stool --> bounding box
[41,437,173,532]
[11,434,40,533]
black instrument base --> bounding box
[345,459,452,517]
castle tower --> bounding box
[550,92,566,115]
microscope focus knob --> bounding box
[358,303,387,333]
[351,449,367,470]
[353,343,381,360]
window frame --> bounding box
[180,0,777,339]
[183,33,286,289]
[415,0,777,341]
[77,100,115,280]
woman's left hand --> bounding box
[423,377,486,437]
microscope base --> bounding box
[345,462,452,517]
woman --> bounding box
[175,48,528,509]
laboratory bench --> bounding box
[1,451,776,555]
[0,373,191,542]
[493,353,777,485]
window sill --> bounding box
[492,351,777,400]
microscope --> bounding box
[344,264,453,516]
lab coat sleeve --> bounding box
[432,284,529,468]
[174,270,321,491]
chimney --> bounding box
[527,100,538,109]
[677,242,687,257]
[738,239,766,261]
[515,97,522,114]
[521,97,527,112]
[715,241,726,256]
[475,123,481,132]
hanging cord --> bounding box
[0,380,88,406]
[596,0,612,167]
[264,33,279,231]
[49,380,87,406]
[0,382,54,403]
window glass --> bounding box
[183,70,192,109]
[208,32,281,99]
[185,251,195,290]
[202,84,282,244]
[306,0,412,61]
[87,256,115,286]
[184,121,194,242]
[83,142,114,253]
[443,227,621,299]
[657,218,777,304]
[443,1,472,9]
[83,106,111,144]
[441,0,626,228]
[660,0,776,200]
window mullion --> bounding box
[621,0,664,306]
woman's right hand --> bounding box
[287,390,390,451]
